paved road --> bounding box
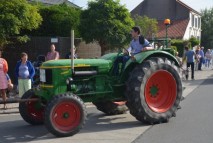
[0,68,212,143]
[0,107,150,143]
[133,75,213,143]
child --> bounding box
[6,74,14,93]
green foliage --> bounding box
[171,39,186,57]
[133,15,158,38]
[0,0,42,48]
[189,37,199,47]
[201,8,213,48]
[79,0,134,55]
[171,38,199,57]
[171,46,177,52]
[28,4,81,37]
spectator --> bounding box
[211,48,213,69]
[46,44,60,61]
[15,52,35,97]
[6,74,13,92]
[205,49,212,68]
[198,46,204,70]
[65,47,78,59]
[0,50,8,109]
[182,46,196,80]
[195,47,201,71]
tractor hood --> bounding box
[40,59,113,73]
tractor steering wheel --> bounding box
[116,47,131,59]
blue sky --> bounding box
[70,0,213,12]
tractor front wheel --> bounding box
[92,101,128,115]
[126,57,182,124]
[44,93,86,137]
[19,89,44,125]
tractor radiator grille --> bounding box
[45,69,52,84]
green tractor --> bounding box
[18,43,182,137]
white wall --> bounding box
[183,12,201,41]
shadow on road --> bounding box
[0,111,147,142]
[0,120,50,143]
[81,112,145,133]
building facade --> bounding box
[131,0,201,40]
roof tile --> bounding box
[157,19,189,39]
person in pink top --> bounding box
[46,44,60,61]
[0,50,8,109]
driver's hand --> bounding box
[131,56,136,61]
[142,47,147,51]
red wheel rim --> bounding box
[27,97,44,121]
[145,70,177,113]
[51,101,81,132]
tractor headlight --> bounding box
[66,77,73,85]
[40,69,46,82]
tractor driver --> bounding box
[112,26,153,76]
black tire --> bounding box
[92,101,128,115]
[44,93,87,137]
[126,57,182,124]
[19,89,44,125]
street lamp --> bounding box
[164,19,171,48]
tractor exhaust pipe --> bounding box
[71,30,74,74]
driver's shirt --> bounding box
[128,38,150,55]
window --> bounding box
[198,17,201,28]
[195,18,197,28]
[191,14,194,27]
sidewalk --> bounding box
[182,67,213,98]
[0,68,212,115]
[0,98,20,114]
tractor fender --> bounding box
[125,50,180,68]
[121,50,180,81]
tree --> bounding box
[29,4,81,37]
[133,15,158,38]
[0,0,42,49]
[201,8,213,48]
[79,0,134,55]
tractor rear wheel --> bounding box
[19,89,44,125]
[44,93,86,137]
[92,101,128,115]
[126,57,182,124]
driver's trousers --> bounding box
[112,55,130,76]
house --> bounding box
[131,0,201,40]
[28,0,80,8]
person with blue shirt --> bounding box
[112,26,153,75]
[198,46,204,70]
[182,46,196,80]
[15,52,35,97]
